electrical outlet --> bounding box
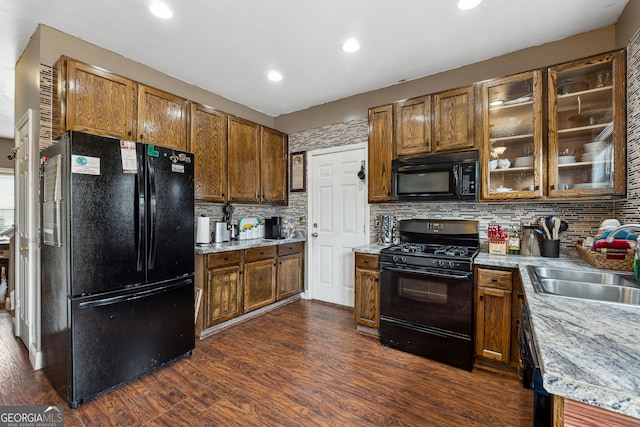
[299,216,306,225]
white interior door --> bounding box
[308,144,368,307]
[14,109,42,369]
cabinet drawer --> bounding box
[208,250,242,268]
[278,242,303,256]
[245,246,277,263]
[355,253,379,270]
[477,268,512,291]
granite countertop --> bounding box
[194,236,306,255]
[353,245,640,419]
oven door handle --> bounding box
[382,265,472,280]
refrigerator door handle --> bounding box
[147,155,157,270]
[136,148,145,272]
[78,279,193,309]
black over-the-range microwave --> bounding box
[391,150,478,202]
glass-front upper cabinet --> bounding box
[548,50,626,198]
[481,70,544,200]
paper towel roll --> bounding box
[196,216,210,244]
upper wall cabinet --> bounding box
[53,57,136,140]
[190,103,227,202]
[481,70,544,200]
[394,95,432,157]
[433,86,475,152]
[368,105,394,203]
[137,84,189,151]
[228,116,261,203]
[53,57,190,152]
[260,127,288,205]
[547,50,626,198]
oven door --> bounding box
[380,264,473,336]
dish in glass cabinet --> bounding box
[493,186,513,193]
[572,182,610,189]
[557,155,576,164]
[568,109,612,124]
[514,156,533,167]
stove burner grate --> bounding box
[433,245,470,257]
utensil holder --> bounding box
[542,239,560,258]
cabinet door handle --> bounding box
[364,260,369,264]
[518,293,524,299]
[140,134,144,140]
[491,277,498,282]
[128,131,132,137]
[479,295,484,301]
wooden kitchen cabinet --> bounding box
[547,49,626,199]
[354,253,380,332]
[227,116,261,203]
[475,267,513,364]
[368,105,394,203]
[137,84,189,151]
[243,246,277,313]
[394,95,432,157]
[433,86,475,152]
[260,127,288,205]
[276,242,304,300]
[481,70,545,200]
[190,103,227,202]
[203,251,243,329]
[52,56,136,140]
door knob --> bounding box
[312,233,318,238]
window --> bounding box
[0,168,14,235]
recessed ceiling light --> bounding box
[149,2,173,19]
[342,38,360,53]
[268,70,283,82]
[457,0,482,10]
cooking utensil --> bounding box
[552,217,561,240]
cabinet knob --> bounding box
[128,131,132,137]
[551,184,556,190]
[491,277,498,282]
[535,186,540,191]
[140,134,144,140]
[518,293,524,299]
[479,295,484,301]
[364,260,369,264]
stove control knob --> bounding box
[401,257,407,264]
[392,256,399,263]
[448,261,456,268]
[437,260,446,268]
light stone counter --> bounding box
[195,236,306,255]
[352,246,640,419]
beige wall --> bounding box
[616,0,640,47]
[14,26,41,148]
[37,25,276,130]
[274,27,617,134]
[0,138,14,170]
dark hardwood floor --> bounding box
[0,301,533,426]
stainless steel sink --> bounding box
[527,266,640,305]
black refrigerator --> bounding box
[40,131,195,408]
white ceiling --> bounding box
[0,0,630,139]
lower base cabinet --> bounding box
[354,253,380,331]
[203,251,243,329]
[474,266,524,371]
[195,242,305,336]
[244,246,277,313]
[277,242,304,300]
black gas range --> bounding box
[379,219,479,371]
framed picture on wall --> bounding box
[290,151,306,192]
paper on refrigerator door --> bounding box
[120,140,138,174]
